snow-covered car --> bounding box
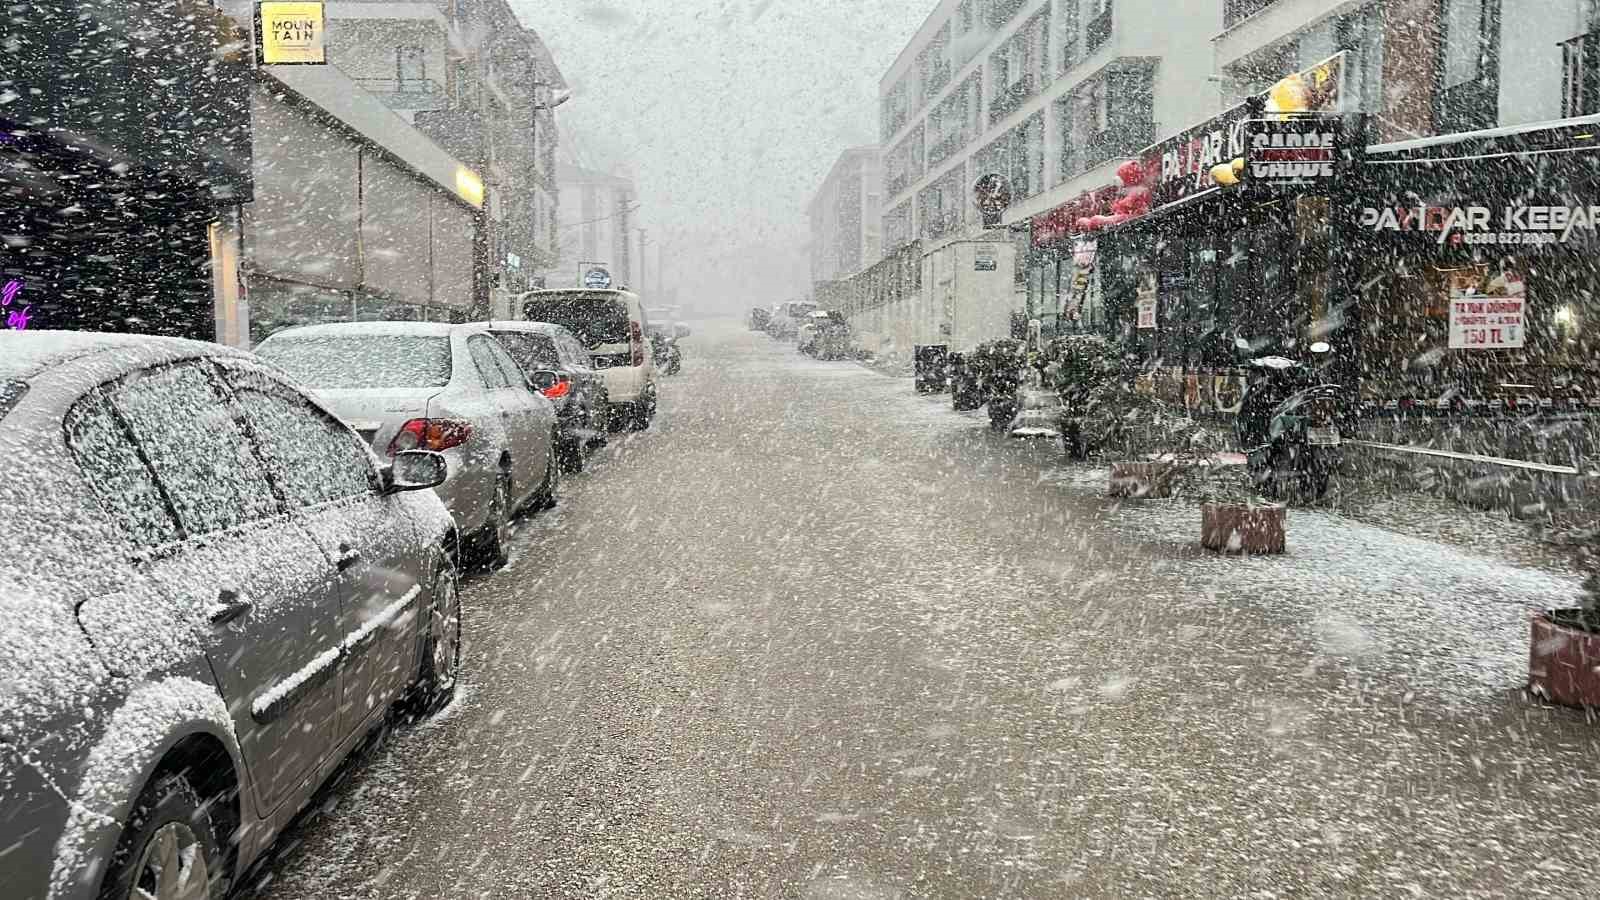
[0,330,461,900]
[519,288,659,431]
[487,321,612,472]
[256,321,561,568]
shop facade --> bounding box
[1,0,254,341]
[1348,117,1600,464]
[242,66,483,346]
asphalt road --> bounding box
[246,322,1600,900]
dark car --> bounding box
[749,307,771,331]
[0,330,460,900]
[488,321,612,472]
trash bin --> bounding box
[914,344,949,394]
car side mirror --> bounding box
[528,369,560,392]
[385,450,447,494]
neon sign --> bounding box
[2,279,29,330]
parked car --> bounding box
[0,330,460,900]
[768,300,818,341]
[486,321,611,473]
[255,321,560,568]
[749,307,771,331]
[520,288,659,431]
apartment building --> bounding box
[556,164,639,290]
[808,148,884,285]
[878,0,1224,254]
[1215,0,1600,141]
[321,1,568,312]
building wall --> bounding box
[879,0,1225,250]
[557,167,638,290]
[809,148,882,283]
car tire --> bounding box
[533,434,561,510]
[470,474,512,570]
[97,771,227,900]
[410,557,461,714]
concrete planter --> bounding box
[1109,461,1178,498]
[1200,503,1287,555]
[1529,609,1600,708]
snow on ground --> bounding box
[781,349,1584,709]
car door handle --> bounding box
[337,547,362,572]
[208,590,254,627]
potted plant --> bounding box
[1529,530,1600,707]
[1159,424,1287,555]
[1048,335,1123,460]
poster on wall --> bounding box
[2,277,29,330]
[1447,269,1525,350]
[1135,272,1157,330]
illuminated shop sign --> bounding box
[1360,205,1600,245]
[256,2,328,66]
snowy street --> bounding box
[244,323,1600,899]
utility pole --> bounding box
[637,228,649,298]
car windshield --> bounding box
[521,294,631,348]
[256,335,452,389]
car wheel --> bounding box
[98,771,225,900]
[412,558,461,713]
[471,474,511,570]
[630,394,657,431]
[533,433,561,510]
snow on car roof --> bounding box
[263,321,458,340]
[0,329,239,381]
[487,321,573,336]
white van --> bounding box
[520,288,658,430]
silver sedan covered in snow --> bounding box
[0,331,461,900]
[255,321,561,569]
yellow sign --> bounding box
[257,2,327,66]
[454,167,485,208]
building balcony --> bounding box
[354,77,446,112]
[1214,0,1366,71]
[1082,119,1155,171]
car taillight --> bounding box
[541,378,571,400]
[630,320,645,366]
[388,418,473,455]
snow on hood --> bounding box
[1249,356,1300,370]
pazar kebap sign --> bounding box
[1361,203,1600,245]
[256,2,327,66]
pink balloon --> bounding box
[1116,160,1143,187]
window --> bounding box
[468,336,515,388]
[65,394,181,547]
[1442,0,1488,89]
[111,363,280,536]
[256,335,453,390]
[1061,0,1081,70]
[1437,0,1500,130]
[228,371,375,508]
[397,46,426,83]
[494,331,562,374]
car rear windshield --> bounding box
[257,335,453,390]
[493,331,561,372]
[522,293,631,348]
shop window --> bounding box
[1061,0,1081,71]
[397,46,427,84]
[1437,0,1500,132]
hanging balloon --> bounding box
[1075,216,1094,232]
[1122,185,1151,204]
[1116,159,1143,187]
[1210,162,1239,186]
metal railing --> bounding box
[1562,32,1600,117]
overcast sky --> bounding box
[512,0,930,313]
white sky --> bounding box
[513,0,930,313]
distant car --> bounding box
[487,321,611,473]
[256,321,560,568]
[520,288,659,431]
[0,330,459,900]
[768,300,818,340]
